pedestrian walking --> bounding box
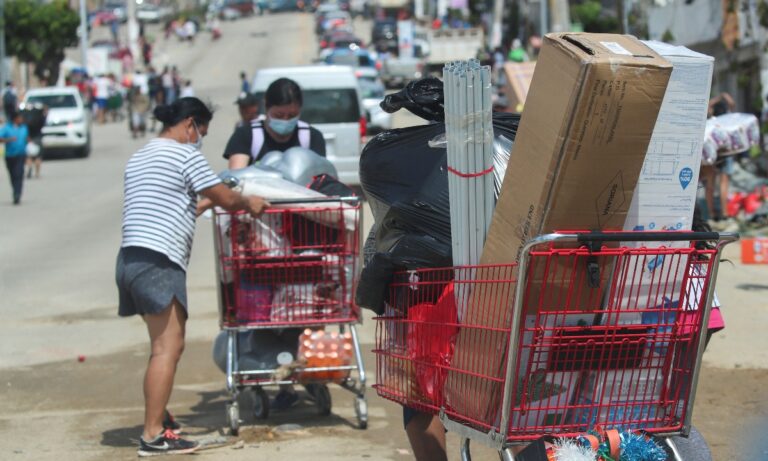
[93,74,113,124]
[2,81,18,121]
[161,67,176,105]
[116,97,269,457]
[180,80,194,98]
[0,112,29,205]
[239,71,250,94]
[22,102,47,179]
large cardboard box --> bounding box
[502,62,536,112]
[618,42,714,320]
[443,33,672,424]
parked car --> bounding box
[223,0,254,15]
[317,10,351,35]
[136,4,173,23]
[324,47,379,70]
[21,87,91,158]
[319,31,363,50]
[268,0,304,12]
[104,1,127,22]
[355,67,392,134]
[251,65,366,185]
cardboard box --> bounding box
[618,42,713,321]
[444,33,672,424]
[502,62,536,112]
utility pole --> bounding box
[539,0,548,36]
[127,0,139,71]
[490,0,503,49]
[79,0,88,75]
[0,0,6,87]
[617,0,626,34]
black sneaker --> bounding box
[137,429,198,457]
[162,410,182,434]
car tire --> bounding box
[76,137,91,158]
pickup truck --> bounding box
[424,27,484,73]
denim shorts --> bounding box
[115,246,188,317]
[717,155,736,175]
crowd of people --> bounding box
[69,65,193,139]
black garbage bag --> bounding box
[356,112,521,314]
[380,77,445,122]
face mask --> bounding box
[268,116,299,136]
[188,121,203,150]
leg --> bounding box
[141,298,186,441]
[700,165,716,220]
[6,156,25,204]
[406,413,448,461]
[718,171,730,218]
[34,157,41,178]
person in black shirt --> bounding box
[223,78,326,169]
[21,103,47,179]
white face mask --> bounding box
[188,121,203,150]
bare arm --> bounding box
[199,183,269,216]
[228,153,250,170]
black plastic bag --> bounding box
[380,77,445,122]
[356,112,521,314]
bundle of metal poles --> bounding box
[443,59,495,267]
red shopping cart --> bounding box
[373,231,738,460]
[214,196,367,434]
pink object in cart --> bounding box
[236,284,273,322]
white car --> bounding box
[21,87,91,158]
[136,4,173,23]
[252,66,366,185]
[355,67,392,134]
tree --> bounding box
[4,0,80,85]
[570,0,619,34]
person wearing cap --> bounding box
[234,92,260,128]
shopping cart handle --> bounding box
[573,231,738,243]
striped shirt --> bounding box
[121,138,221,270]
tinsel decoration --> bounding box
[618,432,667,461]
[552,438,597,461]
[546,430,667,461]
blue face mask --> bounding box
[268,116,299,136]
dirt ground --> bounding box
[1,340,766,460]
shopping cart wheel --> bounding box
[226,401,240,436]
[315,384,332,416]
[354,396,368,430]
[252,386,270,420]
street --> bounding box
[0,11,767,461]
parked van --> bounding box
[251,65,365,186]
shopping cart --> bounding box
[213,196,367,435]
[373,231,738,460]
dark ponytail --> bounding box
[264,78,303,109]
[153,97,213,131]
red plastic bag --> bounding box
[407,283,458,405]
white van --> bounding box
[251,65,365,186]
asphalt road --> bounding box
[0,11,766,461]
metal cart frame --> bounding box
[214,196,368,434]
[374,230,738,460]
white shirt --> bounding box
[94,77,112,99]
[180,86,195,98]
[121,138,221,270]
